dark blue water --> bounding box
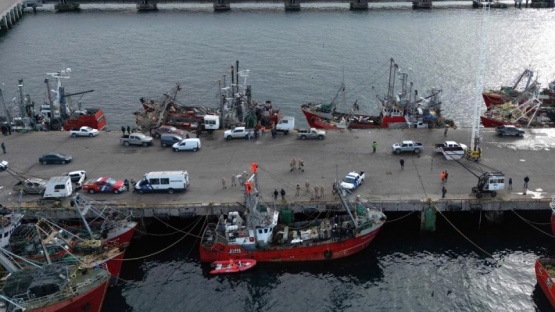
[2,4,555,311]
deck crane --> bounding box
[468,3,491,162]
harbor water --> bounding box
[1,3,555,311]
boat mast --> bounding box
[470,4,490,152]
[0,89,12,129]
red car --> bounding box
[82,177,127,194]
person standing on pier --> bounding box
[296,184,300,196]
[273,189,279,201]
[127,126,131,135]
[444,127,448,137]
[372,141,377,153]
[524,176,529,189]
[400,158,404,170]
[313,185,319,199]
[305,180,310,193]
[440,171,446,182]
[319,185,325,198]
[508,177,513,190]
[442,186,447,198]
[221,177,227,189]
[280,188,286,203]
[121,126,126,135]
[231,175,237,187]
[1,143,5,154]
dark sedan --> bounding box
[39,153,72,165]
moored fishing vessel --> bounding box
[0,206,23,249]
[199,163,387,262]
[0,256,110,312]
[480,89,555,128]
[535,258,555,309]
[481,68,536,108]
[41,69,107,131]
[9,218,128,280]
[135,61,282,133]
[301,58,453,130]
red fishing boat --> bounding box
[210,258,257,274]
[199,163,387,263]
[480,90,555,128]
[301,59,452,130]
[40,69,107,131]
[0,262,110,312]
[9,218,128,280]
[535,258,555,309]
[482,68,536,108]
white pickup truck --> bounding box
[392,141,424,154]
[297,128,326,140]
[224,127,253,140]
[434,141,468,160]
[70,126,99,137]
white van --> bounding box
[43,176,73,198]
[134,171,190,194]
[172,138,201,152]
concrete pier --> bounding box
[0,0,24,32]
[0,127,554,225]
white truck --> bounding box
[70,126,99,137]
[340,171,365,191]
[297,128,326,140]
[224,127,253,140]
[433,141,468,160]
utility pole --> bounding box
[18,79,24,119]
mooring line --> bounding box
[133,216,199,237]
[385,210,416,223]
[435,207,495,260]
[510,208,555,239]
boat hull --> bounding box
[27,276,109,312]
[106,221,138,246]
[200,226,382,263]
[535,258,555,310]
[551,211,555,237]
[62,108,107,131]
[480,116,505,128]
[302,107,393,130]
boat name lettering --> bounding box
[229,248,242,254]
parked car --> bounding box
[0,160,8,172]
[152,125,185,138]
[82,177,127,194]
[224,127,253,140]
[69,126,99,137]
[12,178,47,195]
[391,141,424,154]
[496,125,525,137]
[39,153,72,165]
[172,138,201,152]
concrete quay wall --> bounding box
[1,127,554,219]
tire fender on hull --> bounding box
[324,249,333,260]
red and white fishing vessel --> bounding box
[199,163,387,263]
[41,68,107,131]
[480,88,555,128]
[210,258,257,274]
[0,262,110,312]
[301,58,454,130]
[535,258,555,309]
[9,218,128,280]
[482,68,536,108]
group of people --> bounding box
[289,157,305,172]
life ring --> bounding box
[324,250,332,260]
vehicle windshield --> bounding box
[83,127,93,131]
[106,178,117,185]
[343,177,356,184]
